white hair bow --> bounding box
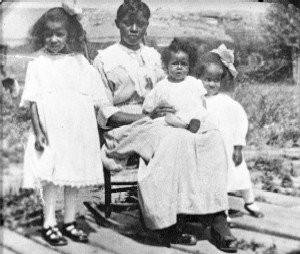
[211,44,238,78]
[62,1,83,20]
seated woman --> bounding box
[93,0,237,252]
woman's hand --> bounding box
[232,146,243,166]
[149,104,176,119]
[35,132,48,151]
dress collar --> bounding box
[117,42,144,54]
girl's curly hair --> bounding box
[116,0,151,23]
[195,52,234,92]
[29,7,86,53]
[161,38,198,75]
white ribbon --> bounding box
[211,44,238,78]
[62,1,83,20]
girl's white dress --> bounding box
[143,76,209,124]
[20,52,105,187]
[206,93,252,191]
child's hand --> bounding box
[35,132,48,151]
[232,146,243,166]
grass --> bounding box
[234,82,300,148]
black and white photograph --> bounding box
[1,0,300,253]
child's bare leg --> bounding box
[165,113,188,128]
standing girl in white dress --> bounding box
[20,5,105,246]
[196,44,264,220]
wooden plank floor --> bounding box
[228,196,300,241]
[2,192,300,254]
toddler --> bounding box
[143,38,208,133]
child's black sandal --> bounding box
[62,221,89,243]
[244,203,264,218]
[41,226,68,246]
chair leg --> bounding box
[104,168,112,218]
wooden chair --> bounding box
[84,126,140,225]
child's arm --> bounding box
[31,102,48,151]
[233,102,248,166]
[232,145,243,166]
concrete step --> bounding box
[228,196,300,241]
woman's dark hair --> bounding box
[116,0,151,23]
[30,7,86,53]
[161,38,198,74]
[195,51,234,92]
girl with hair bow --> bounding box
[20,3,109,246]
[196,44,264,223]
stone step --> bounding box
[228,196,300,241]
[0,228,61,254]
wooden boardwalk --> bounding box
[1,190,300,254]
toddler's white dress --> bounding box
[143,76,208,124]
[206,93,252,191]
[20,52,105,187]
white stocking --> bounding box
[64,186,79,224]
[43,183,58,228]
[241,188,260,212]
[240,188,255,204]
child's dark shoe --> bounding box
[188,119,201,133]
[62,221,89,243]
[244,203,264,218]
[41,226,68,246]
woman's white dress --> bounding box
[21,52,105,187]
[93,43,229,230]
[206,93,252,191]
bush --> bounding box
[1,88,31,167]
[235,82,300,147]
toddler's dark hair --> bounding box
[161,38,198,75]
[116,0,151,23]
[195,51,234,92]
[30,7,86,53]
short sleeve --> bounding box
[93,54,121,128]
[19,61,39,108]
[89,67,110,107]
